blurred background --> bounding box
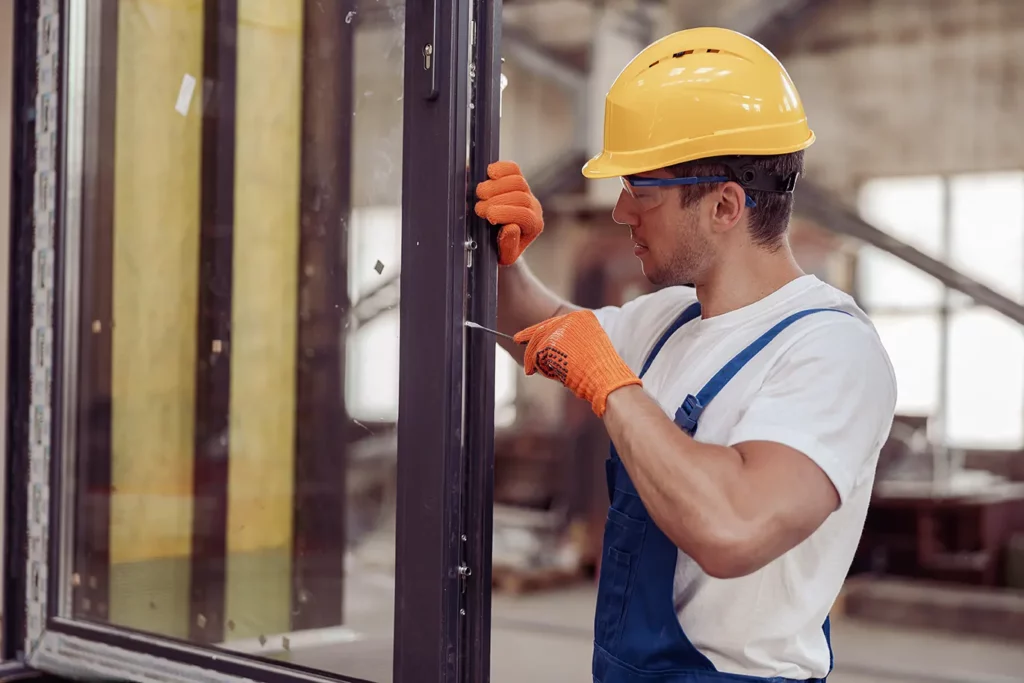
[4,1,1024,682]
[486,2,1024,681]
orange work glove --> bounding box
[474,161,544,265]
[513,310,641,417]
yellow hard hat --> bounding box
[582,27,815,179]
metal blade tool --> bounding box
[464,320,519,343]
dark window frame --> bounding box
[7,0,502,682]
[3,0,41,660]
[460,0,502,678]
[188,0,238,645]
[392,0,500,678]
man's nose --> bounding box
[612,190,638,226]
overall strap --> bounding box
[639,302,702,379]
[674,307,852,434]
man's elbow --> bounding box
[695,550,762,579]
[685,525,766,580]
[692,547,759,580]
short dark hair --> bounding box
[667,150,805,249]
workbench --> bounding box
[860,480,1024,587]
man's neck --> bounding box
[694,243,806,319]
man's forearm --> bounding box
[601,385,756,578]
[497,259,579,363]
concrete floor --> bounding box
[260,571,1024,683]
[490,584,1024,683]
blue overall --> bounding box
[594,302,849,683]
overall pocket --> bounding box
[594,506,646,650]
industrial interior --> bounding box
[2,1,1024,683]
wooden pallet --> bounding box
[491,564,581,595]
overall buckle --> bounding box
[674,394,704,436]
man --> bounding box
[474,27,896,683]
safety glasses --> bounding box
[620,175,758,209]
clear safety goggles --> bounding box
[620,175,758,211]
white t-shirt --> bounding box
[593,274,897,680]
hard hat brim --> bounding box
[581,130,816,180]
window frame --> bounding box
[2,0,41,662]
[16,2,502,683]
[856,172,1024,449]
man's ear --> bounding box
[710,181,746,233]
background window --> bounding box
[858,176,945,250]
[348,206,403,302]
[495,348,518,428]
[346,206,518,425]
[347,308,401,422]
[949,172,1024,301]
[871,313,941,417]
[856,176,945,311]
[347,206,403,422]
[857,247,945,310]
[857,172,1024,449]
[945,308,1024,449]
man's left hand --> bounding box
[513,310,641,417]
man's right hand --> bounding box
[474,161,544,265]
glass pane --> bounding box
[349,206,402,303]
[871,314,941,417]
[948,289,975,309]
[949,171,1024,301]
[945,309,1024,449]
[348,310,401,423]
[68,1,405,680]
[344,203,518,426]
[858,176,944,251]
[495,347,518,428]
[856,247,945,309]
[855,176,946,310]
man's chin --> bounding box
[641,267,668,287]
[638,256,689,287]
[642,265,692,288]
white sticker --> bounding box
[175,73,197,116]
[500,72,508,118]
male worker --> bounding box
[475,27,897,683]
